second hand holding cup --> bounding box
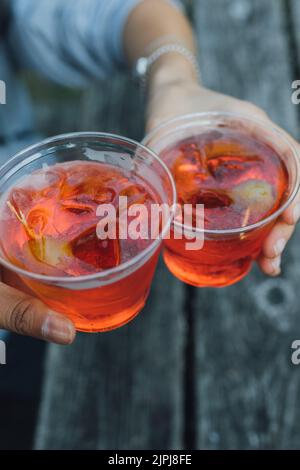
[143,112,300,287]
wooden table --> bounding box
[34,0,300,450]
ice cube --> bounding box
[184,188,233,209]
[71,226,120,270]
[207,153,261,179]
[27,207,49,237]
[93,187,116,204]
[119,185,149,207]
[9,188,34,218]
[60,199,95,215]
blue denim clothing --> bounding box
[0,0,143,165]
[10,0,144,87]
[0,0,180,162]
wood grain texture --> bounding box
[287,0,300,79]
[34,78,186,450]
[34,0,300,450]
[194,0,300,449]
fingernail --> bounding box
[271,257,281,274]
[293,203,300,223]
[274,238,287,256]
[42,312,75,344]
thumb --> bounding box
[0,282,76,344]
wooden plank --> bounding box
[196,0,298,135]
[34,78,186,450]
[287,0,300,82]
[194,0,300,449]
[288,0,300,128]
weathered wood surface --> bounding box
[194,0,300,449]
[289,0,300,85]
[34,0,300,450]
[34,78,186,450]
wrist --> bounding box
[148,53,200,91]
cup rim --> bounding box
[0,131,177,284]
[143,111,300,236]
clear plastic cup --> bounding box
[0,132,176,331]
[143,112,300,287]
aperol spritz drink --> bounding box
[0,133,176,331]
[144,113,300,287]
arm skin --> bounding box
[124,0,198,89]
[0,0,299,343]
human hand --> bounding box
[146,80,300,276]
[0,268,75,344]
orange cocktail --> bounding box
[0,133,176,331]
[143,113,300,287]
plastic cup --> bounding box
[0,132,176,331]
[143,112,300,287]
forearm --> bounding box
[123,0,199,89]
